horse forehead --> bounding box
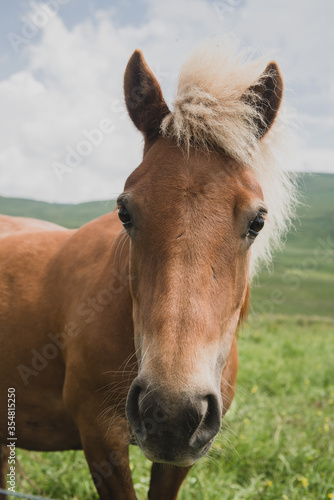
[127,137,258,202]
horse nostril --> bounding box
[204,394,221,431]
[155,409,164,420]
[126,381,142,433]
[190,394,221,449]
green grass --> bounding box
[16,316,334,499]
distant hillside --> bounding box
[0,197,115,229]
[1,173,333,318]
[251,173,334,319]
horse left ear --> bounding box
[246,62,283,139]
[124,50,170,140]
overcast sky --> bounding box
[0,0,333,203]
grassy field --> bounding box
[2,173,333,499]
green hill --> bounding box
[0,196,116,229]
[1,173,333,318]
[251,173,334,319]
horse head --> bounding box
[121,46,284,466]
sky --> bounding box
[0,0,333,204]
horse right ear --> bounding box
[124,50,170,140]
[245,61,284,139]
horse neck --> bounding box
[45,213,131,331]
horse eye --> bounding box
[248,213,265,238]
[118,206,132,227]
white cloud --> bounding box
[300,148,334,174]
[0,0,333,203]
[1,11,143,203]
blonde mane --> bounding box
[161,39,298,277]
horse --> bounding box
[0,40,296,499]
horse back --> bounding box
[0,214,67,238]
[0,216,73,334]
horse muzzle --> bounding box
[126,377,222,466]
